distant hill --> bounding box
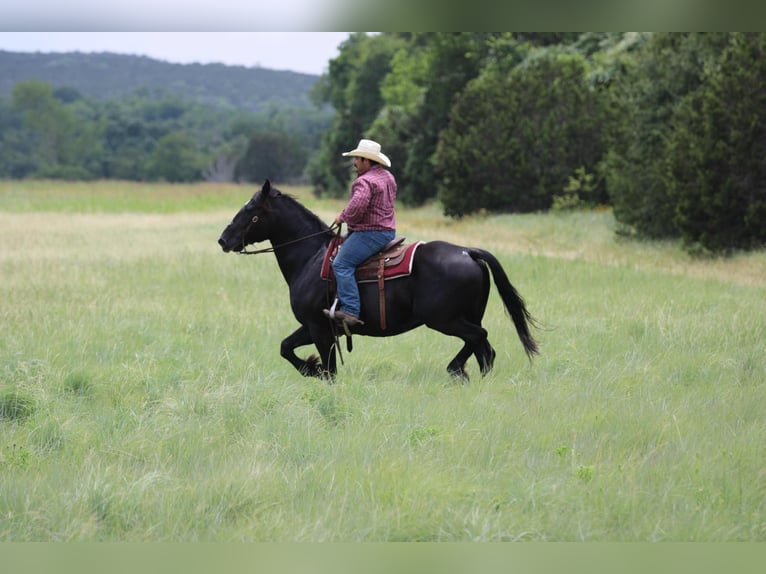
[0,50,321,112]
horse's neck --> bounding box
[270,208,329,284]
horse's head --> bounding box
[218,180,280,253]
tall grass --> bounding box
[1,181,765,541]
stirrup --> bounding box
[323,308,364,327]
[326,298,340,320]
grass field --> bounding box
[1,180,765,541]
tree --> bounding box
[374,33,497,205]
[437,49,612,217]
[235,130,305,183]
[0,96,38,178]
[0,64,332,182]
[11,80,74,171]
[100,104,155,180]
[308,33,405,196]
[604,33,730,239]
[667,33,766,251]
[148,132,202,182]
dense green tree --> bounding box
[514,33,581,47]
[1,63,330,184]
[9,80,104,179]
[308,33,406,196]
[437,49,612,216]
[99,102,155,180]
[371,33,498,205]
[0,96,38,178]
[235,130,306,184]
[148,132,202,182]
[11,80,75,171]
[667,33,766,251]
[364,37,431,197]
[604,33,730,239]
[52,86,84,104]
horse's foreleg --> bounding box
[280,325,325,377]
[308,328,338,380]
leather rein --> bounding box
[237,218,341,255]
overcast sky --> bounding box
[0,32,352,76]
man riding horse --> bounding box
[323,139,397,327]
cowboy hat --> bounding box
[341,139,391,168]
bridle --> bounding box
[237,217,341,255]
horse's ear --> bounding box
[262,179,280,198]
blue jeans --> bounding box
[332,229,395,318]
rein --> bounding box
[237,222,341,255]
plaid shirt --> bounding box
[339,165,397,231]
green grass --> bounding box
[1,181,765,541]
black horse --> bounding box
[218,180,539,379]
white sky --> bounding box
[0,32,352,76]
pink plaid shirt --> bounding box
[339,165,397,231]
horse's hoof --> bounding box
[448,367,470,382]
[301,355,324,377]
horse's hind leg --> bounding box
[477,339,497,376]
[457,338,495,377]
[430,318,490,381]
[447,343,473,380]
[447,325,497,379]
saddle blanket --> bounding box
[320,238,423,283]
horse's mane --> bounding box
[277,192,334,236]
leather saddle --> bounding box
[320,237,421,283]
[321,237,423,330]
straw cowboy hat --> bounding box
[341,139,391,168]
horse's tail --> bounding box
[468,249,540,360]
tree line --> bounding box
[310,32,765,253]
[0,79,332,184]
[2,33,764,253]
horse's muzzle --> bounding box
[218,237,232,252]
